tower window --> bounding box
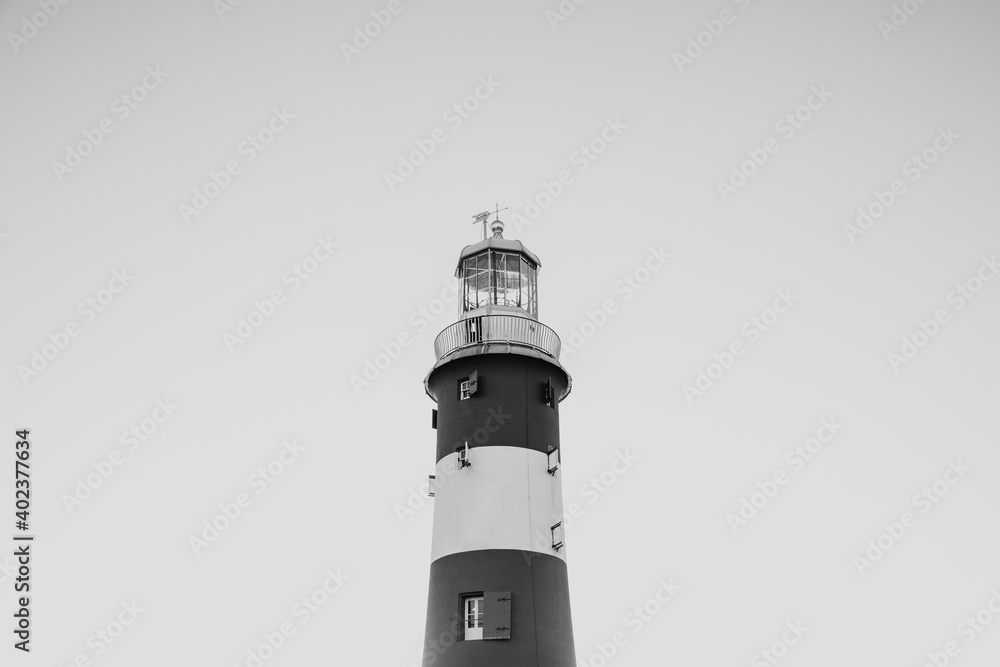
[462,594,484,641]
[461,591,512,641]
[458,371,479,400]
[543,377,555,408]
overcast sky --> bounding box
[2,0,999,665]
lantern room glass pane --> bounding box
[476,254,489,308]
[459,250,537,317]
[505,254,520,307]
[519,257,529,311]
[493,252,505,304]
[528,264,537,316]
[463,259,476,311]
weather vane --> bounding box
[470,204,508,241]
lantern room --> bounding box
[455,220,542,320]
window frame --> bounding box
[461,593,485,641]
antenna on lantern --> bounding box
[471,210,491,241]
[471,204,509,241]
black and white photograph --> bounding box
[2,1,999,665]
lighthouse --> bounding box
[419,214,576,667]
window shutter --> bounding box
[547,447,559,475]
[482,591,511,640]
[551,522,564,551]
[468,371,479,396]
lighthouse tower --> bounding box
[420,215,576,667]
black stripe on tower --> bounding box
[428,354,569,464]
[421,549,576,667]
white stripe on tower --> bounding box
[431,446,566,563]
